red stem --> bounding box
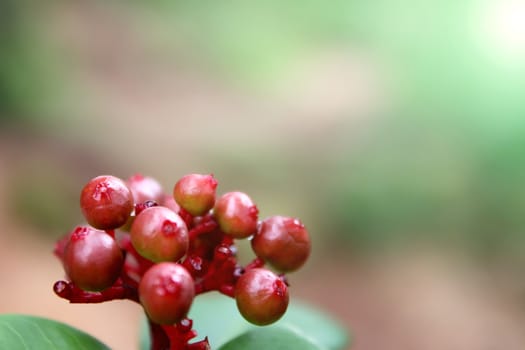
[53,279,139,303]
[148,319,211,350]
[149,321,170,350]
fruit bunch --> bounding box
[53,174,311,350]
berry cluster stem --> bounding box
[53,280,139,303]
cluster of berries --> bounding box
[53,174,311,350]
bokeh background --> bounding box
[1,0,525,349]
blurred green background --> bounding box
[1,0,525,349]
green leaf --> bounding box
[218,326,324,350]
[140,292,349,349]
[0,314,110,350]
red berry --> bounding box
[63,226,124,291]
[130,206,189,262]
[235,268,289,326]
[80,175,133,230]
[173,174,218,216]
[161,194,181,213]
[139,262,195,325]
[126,174,164,204]
[251,216,311,272]
[213,191,258,239]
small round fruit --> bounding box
[126,174,164,204]
[130,206,189,262]
[251,216,311,272]
[235,268,289,326]
[161,194,180,213]
[173,173,218,216]
[63,226,124,291]
[139,262,195,325]
[213,191,258,239]
[80,175,133,230]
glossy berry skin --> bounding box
[213,191,258,239]
[131,206,189,263]
[80,175,134,230]
[161,194,180,213]
[235,268,289,326]
[63,226,124,291]
[173,174,217,216]
[139,262,195,325]
[251,216,311,272]
[126,174,164,204]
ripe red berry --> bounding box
[130,206,189,262]
[235,268,289,326]
[161,194,181,213]
[139,262,195,325]
[173,174,218,216]
[80,175,133,230]
[126,174,164,204]
[63,226,124,291]
[213,191,258,239]
[251,216,311,272]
